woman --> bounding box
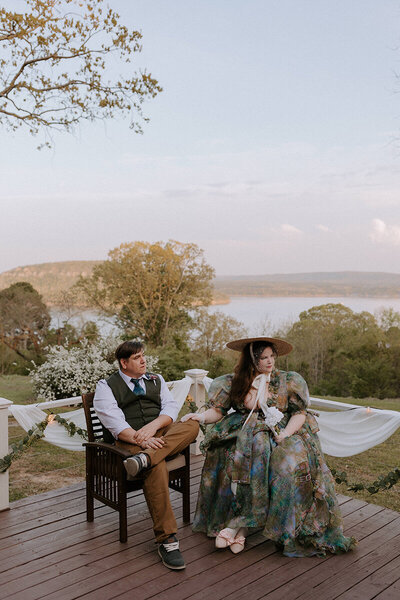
[182,336,356,557]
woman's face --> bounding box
[256,346,275,375]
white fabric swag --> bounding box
[314,407,400,457]
[8,376,400,457]
[8,377,193,452]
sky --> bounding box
[1,0,400,276]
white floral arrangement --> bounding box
[264,406,284,434]
[30,336,159,400]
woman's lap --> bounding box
[195,428,355,556]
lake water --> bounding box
[49,308,120,336]
[208,296,400,333]
[50,296,400,336]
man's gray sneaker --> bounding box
[158,536,186,570]
[123,453,149,477]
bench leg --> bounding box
[86,449,94,522]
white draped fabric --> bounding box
[8,376,400,456]
[9,404,88,451]
[167,376,193,410]
[203,377,213,392]
[315,406,400,457]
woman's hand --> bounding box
[181,413,205,424]
[181,407,223,425]
[274,429,289,444]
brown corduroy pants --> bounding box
[116,419,199,542]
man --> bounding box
[94,340,199,570]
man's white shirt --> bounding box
[94,370,178,439]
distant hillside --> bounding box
[0,261,101,303]
[213,271,400,298]
[1,263,400,304]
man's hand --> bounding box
[141,436,165,450]
[134,421,160,444]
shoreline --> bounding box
[47,291,400,311]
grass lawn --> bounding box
[1,375,86,502]
[2,376,400,511]
[319,395,400,513]
[0,374,37,404]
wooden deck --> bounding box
[0,454,399,600]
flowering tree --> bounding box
[0,0,161,146]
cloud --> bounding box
[281,224,303,234]
[316,224,331,232]
[370,219,400,246]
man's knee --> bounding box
[181,418,200,439]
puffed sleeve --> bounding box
[206,374,233,415]
[286,371,310,415]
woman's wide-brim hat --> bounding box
[226,336,293,356]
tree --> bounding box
[375,307,400,331]
[0,281,50,359]
[284,303,383,396]
[192,308,246,360]
[0,0,161,146]
[76,240,215,347]
[188,309,247,377]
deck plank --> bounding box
[143,510,400,600]
[0,455,399,600]
[372,578,400,600]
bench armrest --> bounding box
[83,441,132,459]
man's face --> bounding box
[120,350,147,378]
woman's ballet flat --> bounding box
[230,535,246,554]
[215,528,236,548]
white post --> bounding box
[0,398,13,511]
[184,368,208,455]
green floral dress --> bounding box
[193,369,356,557]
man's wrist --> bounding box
[117,427,137,444]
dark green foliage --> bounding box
[154,344,193,381]
[200,354,237,379]
[282,304,400,398]
[53,414,88,440]
[44,323,79,348]
[0,281,51,371]
[329,464,400,494]
[0,282,50,340]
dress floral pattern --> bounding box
[193,369,356,557]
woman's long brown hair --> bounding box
[230,341,277,407]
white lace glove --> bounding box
[180,412,205,424]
